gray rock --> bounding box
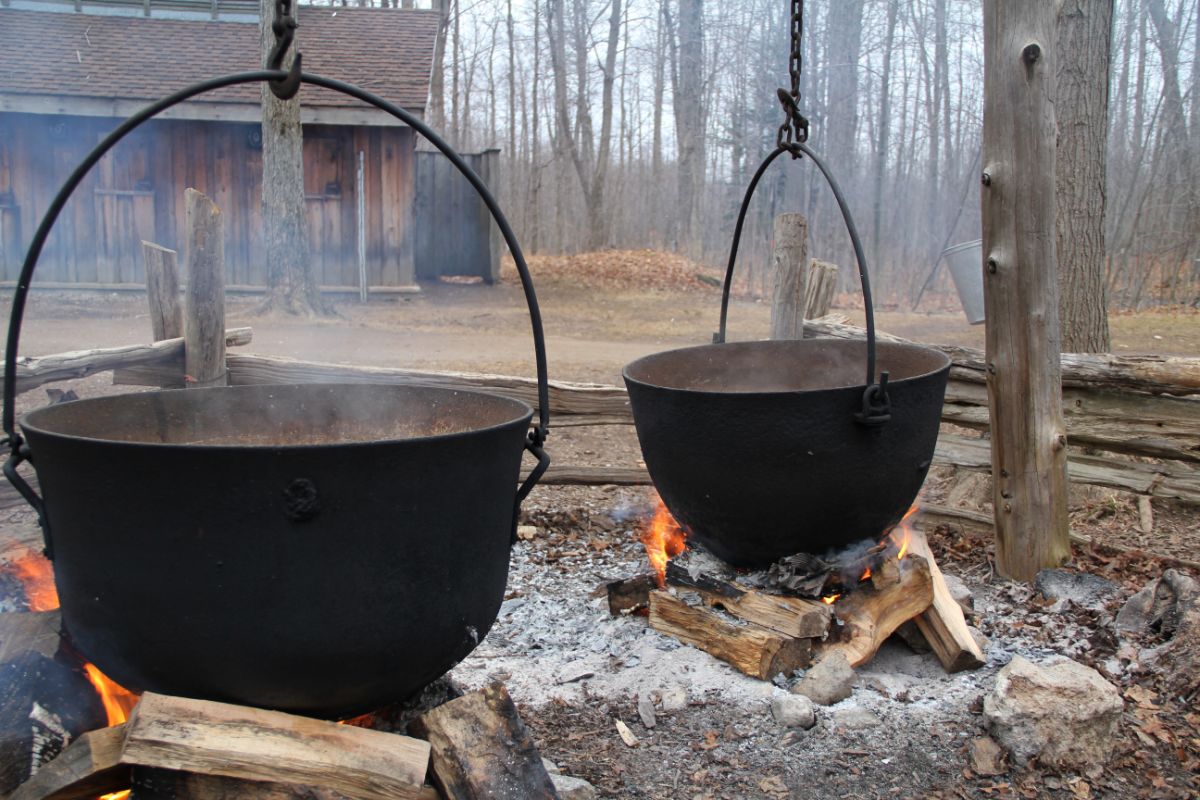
[770,693,816,729]
[1116,582,1157,634]
[942,573,975,616]
[1117,570,1198,635]
[792,651,855,705]
[1034,569,1119,610]
[541,758,561,775]
[637,697,657,729]
[550,772,598,799]
[969,736,1006,777]
[983,655,1123,768]
[832,707,881,730]
[893,620,933,654]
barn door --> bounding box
[0,119,20,281]
[304,132,351,287]
[95,130,156,284]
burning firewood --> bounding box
[648,590,813,680]
[410,682,560,800]
[817,555,933,668]
[664,561,831,639]
[905,529,986,672]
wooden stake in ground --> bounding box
[114,241,182,387]
[981,0,1070,581]
[648,590,813,680]
[769,213,808,340]
[906,529,986,672]
[804,260,838,319]
[183,189,227,389]
[410,682,559,800]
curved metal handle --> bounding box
[714,142,888,425]
[2,71,552,551]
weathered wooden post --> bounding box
[183,189,227,389]
[769,213,808,340]
[804,260,838,319]
[981,1,1070,581]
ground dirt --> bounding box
[0,250,1197,799]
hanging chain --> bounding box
[267,0,302,100]
[776,0,809,153]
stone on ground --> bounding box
[791,651,855,706]
[983,655,1123,768]
[770,692,816,729]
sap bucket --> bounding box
[943,239,985,325]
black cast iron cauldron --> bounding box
[623,144,949,568]
[2,68,551,719]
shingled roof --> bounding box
[0,6,440,119]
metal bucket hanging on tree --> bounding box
[2,8,551,720]
[623,0,950,568]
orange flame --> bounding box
[641,497,687,587]
[859,567,872,582]
[82,663,139,727]
[4,552,59,611]
[821,594,840,605]
[889,503,919,559]
[100,793,131,800]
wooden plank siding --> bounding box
[0,111,416,288]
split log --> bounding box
[769,213,808,340]
[7,723,128,800]
[818,555,933,668]
[606,574,656,615]
[5,329,252,395]
[182,189,226,389]
[130,767,350,799]
[804,260,838,319]
[664,562,831,639]
[803,316,1200,396]
[409,682,559,800]
[120,693,432,800]
[936,433,1200,505]
[904,530,985,672]
[648,590,813,680]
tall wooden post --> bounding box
[981,1,1070,581]
[769,213,808,340]
[184,189,227,389]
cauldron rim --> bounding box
[20,383,535,451]
[622,338,951,396]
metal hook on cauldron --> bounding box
[2,70,552,558]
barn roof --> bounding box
[0,5,441,125]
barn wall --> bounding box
[0,111,415,288]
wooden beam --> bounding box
[648,590,812,680]
[770,213,808,340]
[1,328,252,395]
[120,693,432,800]
[410,683,558,800]
[183,189,227,389]
[904,530,986,672]
[803,316,1200,397]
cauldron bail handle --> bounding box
[1,71,552,558]
[713,142,890,427]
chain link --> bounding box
[776,0,809,152]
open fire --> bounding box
[639,491,919,603]
[3,551,140,724]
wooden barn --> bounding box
[0,2,491,292]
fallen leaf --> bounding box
[614,718,639,747]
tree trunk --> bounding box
[982,0,1071,582]
[674,0,704,255]
[1055,0,1113,352]
[429,0,450,133]
[259,0,326,316]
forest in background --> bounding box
[314,0,1199,309]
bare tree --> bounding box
[1056,0,1113,352]
[674,0,704,254]
[258,0,326,316]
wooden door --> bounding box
[95,131,156,284]
[304,132,350,286]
